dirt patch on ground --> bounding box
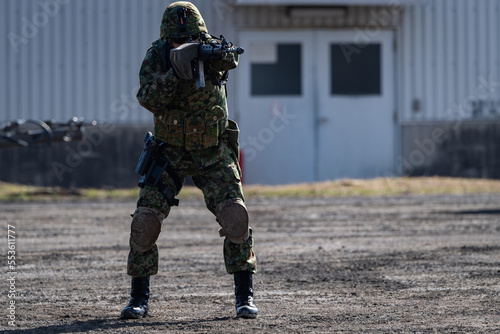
[1,194,500,333]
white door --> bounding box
[237,30,316,184]
[316,30,396,180]
[237,30,396,184]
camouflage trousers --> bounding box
[127,141,257,278]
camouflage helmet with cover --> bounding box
[160,1,208,41]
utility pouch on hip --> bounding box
[135,132,181,207]
[225,119,242,176]
[225,119,240,160]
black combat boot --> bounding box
[234,271,258,319]
[120,276,150,319]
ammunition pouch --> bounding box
[135,132,182,206]
[162,106,227,151]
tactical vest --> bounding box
[151,39,229,151]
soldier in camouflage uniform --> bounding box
[120,1,258,320]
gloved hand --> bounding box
[169,43,199,81]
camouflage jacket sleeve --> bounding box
[204,34,239,72]
[136,45,179,114]
[210,52,239,72]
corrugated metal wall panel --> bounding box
[3,1,11,120]
[434,0,446,121]
[422,3,434,120]
[3,1,499,125]
[413,5,424,119]
[465,0,477,112]
[0,1,6,121]
[488,0,498,96]
[1,0,239,124]
[400,6,413,123]
[53,1,64,121]
[400,0,500,122]
[455,0,467,119]
[477,0,488,82]
[497,0,500,88]
[444,0,455,118]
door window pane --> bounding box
[251,44,301,96]
[330,43,381,95]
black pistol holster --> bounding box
[135,132,181,206]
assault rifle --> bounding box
[194,35,244,89]
[0,117,97,149]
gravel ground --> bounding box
[1,194,500,333]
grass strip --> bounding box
[2,177,500,202]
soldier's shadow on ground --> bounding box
[8,316,233,333]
